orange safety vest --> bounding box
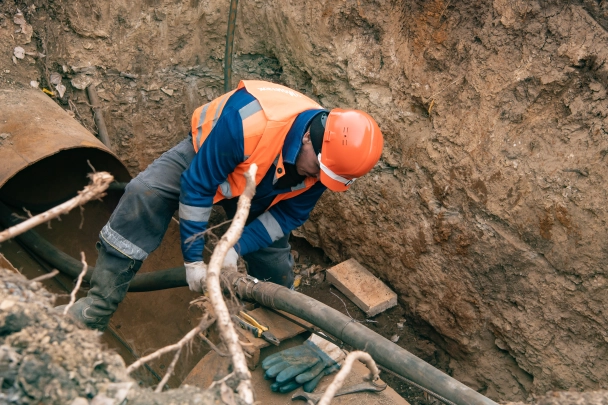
[190,80,324,209]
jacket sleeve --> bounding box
[179,108,244,263]
[234,182,327,256]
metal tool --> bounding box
[232,311,280,346]
[291,381,387,404]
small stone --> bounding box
[0,299,16,310]
[13,46,25,59]
[161,87,174,96]
[71,74,93,90]
[396,318,406,329]
[50,72,62,85]
[495,338,508,351]
[55,83,66,98]
[290,250,299,262]
[30,80,39,88]
[390,334,400,343]
[90,395,113,405]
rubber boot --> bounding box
[57,242,142,331]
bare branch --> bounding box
[198,332,228,357]
[155,346,182,393]
[317,351,380,405]
[208,371,235,389]
[184,219,233,245]
[63,252,88,315]
[30,269,59,283]
[125,315,215,374]
[0,172,114,243]
[206,164,257,405]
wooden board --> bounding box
[327,258,397,317]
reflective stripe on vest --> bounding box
[191,89,237,152]
[190,80,324,209]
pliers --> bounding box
[232,311,280,346]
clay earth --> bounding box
[2,0,608,404]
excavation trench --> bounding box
[0,87,496,405]
[3,0,608,403]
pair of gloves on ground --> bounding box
[184,247,238,293]
[262,334,345,393]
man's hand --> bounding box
[185,261,207,293]
[223,247,238,271]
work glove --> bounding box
[223,247,238,271]
[262,334,345,393]
[185,261,207,293]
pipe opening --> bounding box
[0,147,130,212]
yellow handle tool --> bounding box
[234,311,280,346]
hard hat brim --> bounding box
[320,170,350,192]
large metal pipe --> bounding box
[226,273,498,405]
[0,88,130,210]
[0,88,186,292]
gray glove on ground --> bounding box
[262,334,345,393]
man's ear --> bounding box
[302,130,311,144]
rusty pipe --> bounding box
[0,88,130,209]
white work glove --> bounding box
[185,261,207,293]
[222,247,238,271]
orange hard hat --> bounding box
[318,109,383,192]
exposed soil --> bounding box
[0,267,241,405]
[3,0,608,403]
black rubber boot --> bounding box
[57,242,142,331]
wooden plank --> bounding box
[327,258,397,317]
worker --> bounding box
[59,80,383,331]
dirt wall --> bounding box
[2,0,608,402]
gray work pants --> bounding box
[99,136,295,288]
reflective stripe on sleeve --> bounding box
[179,203,212,222]
[219,181,233,198]
[100,223,148,261]
[257,211,284,242]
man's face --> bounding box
[296,131,320,179]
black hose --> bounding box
[228,274,498,405]
[224,0,239,92]
[0,201,187,291]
